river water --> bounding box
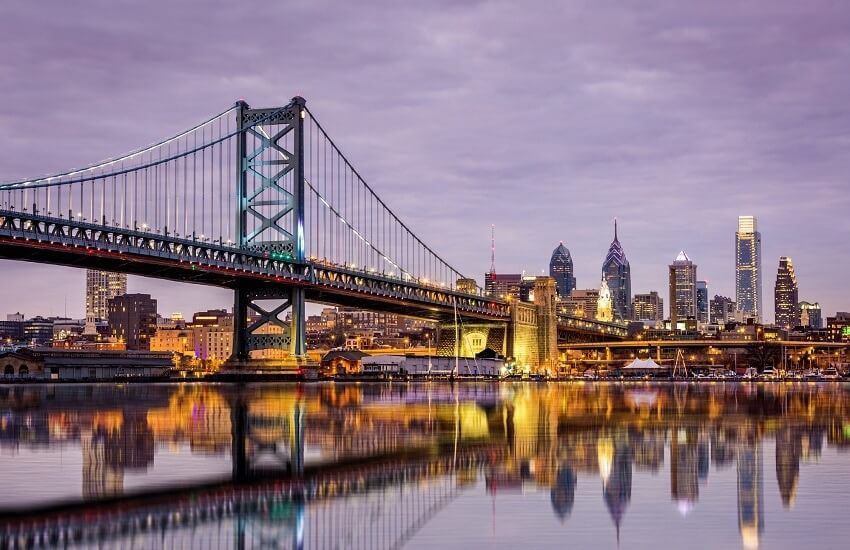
[1,381,849,549]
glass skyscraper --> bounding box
[602,221,631,321]
[735,216,762,323]
[549,242,576,299]
[696,280,709,324]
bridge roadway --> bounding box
[0,445,500,550]
[0,210,508,323]
[0,210,626,343]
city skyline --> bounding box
[2,1,850,321]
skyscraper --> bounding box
[549,242,576,299]
[86,270,127,320]
[602,220,631,321]
[696,281,709,324]
[669,251,697,326]
[774,256,799,329]
[736,216,762,323]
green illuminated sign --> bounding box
[843,326,850,337]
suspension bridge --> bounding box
[0,98,516,366]
[0,97,623,369]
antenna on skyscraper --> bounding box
[490,224,496,275]
[614,217,618,241]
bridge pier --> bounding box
[225,97,315,373]
[226,285,312,372]
[435,278,559,374]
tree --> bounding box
[745,343,780,372]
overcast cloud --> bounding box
[1,0,849,320]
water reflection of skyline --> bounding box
[1,382,850,548]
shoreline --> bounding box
[1,376,847,384]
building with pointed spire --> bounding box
[774,256,799,329]
[601,220,631,321]
[596,278,614,322]
[549,242,576,299]
[669,251,697,326]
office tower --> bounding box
[774,257,799,329]
[696,281,709,324]
[710,295,736,325]
[549,242,576,299]
[799,302,822,329]
[86,270,127,320]
[669,251,697,325]
[107,294,158,350]
[602,220,631,321]
[633,291,664,322]
[736,216,762,322]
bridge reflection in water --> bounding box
[2,382,850,549]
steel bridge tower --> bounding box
[231,97,308,367]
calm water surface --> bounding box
[2,381,850,549]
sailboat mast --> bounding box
[454,299,459,376]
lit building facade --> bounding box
[85,270,127,320]
[596,278,613,322]
[669,251,697,325]
[710,295,736,325]
[736,216,762,323]
[601,221,631,321]
[799,302,822,329]
[149,328,194,357]
[632,291,663,323]
[774,256,799,329]
[484,272,523,300]
[194,324,233,363]
[549,242,576,299]
[563,289,599,320]
[696,281,709,324]
[456,278,478,295]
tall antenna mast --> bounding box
[490,224,496,275]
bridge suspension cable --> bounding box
[301,106,473,290]
[0,98,480,293]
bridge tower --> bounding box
[230,97,309,369]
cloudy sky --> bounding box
[1,0,849,321]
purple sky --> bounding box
[2,0,850,321]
